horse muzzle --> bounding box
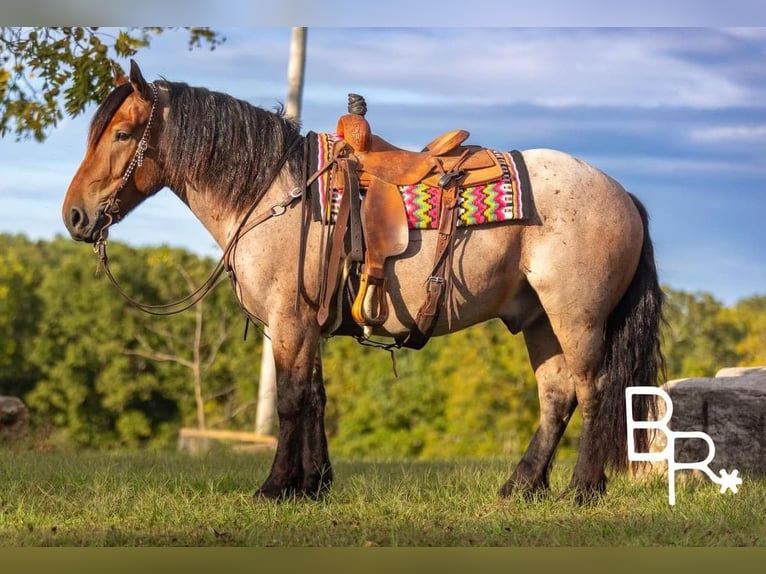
[63,205,111,243]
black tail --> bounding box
[597,193,666,471]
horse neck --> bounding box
[174,174,308,326]
[177,174,301,252]
[157,85,304,252]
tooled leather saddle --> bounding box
[309,94,522,350]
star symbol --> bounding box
[718,469,743,494]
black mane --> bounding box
[161,81,303,213]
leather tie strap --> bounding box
[397,152,470,349]
[397,182,459,349]
[317,157,359,328]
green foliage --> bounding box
[1,234,765,458]
[324,320,562,461]
[0,27,224,141]
[0,234,258,450]
[0,234,44,396]
[661,287,745,379]
[732,296,766,367]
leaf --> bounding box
[0,27,224,141]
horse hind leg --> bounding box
[503,285,613,503]
[556,323,611,504]
[500,314,577,499]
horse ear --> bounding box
[112,62,129,87]
[128,59,153,101]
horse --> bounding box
[61,60,664,504]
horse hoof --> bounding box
[573,489,604,506]
[252,487,288,502]
[253,481,332,502]
[570,477,607,506]
[498,478,550,502]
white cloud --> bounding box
[722,27,766,41]
[690,124,766,142]
[122,28,766,111]
[292,28,763,110]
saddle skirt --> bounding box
[308,132,527,229]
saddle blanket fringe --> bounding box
[309,132,527,229]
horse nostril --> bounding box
[70,207,83,229]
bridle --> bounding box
[98,81,161,229]
[93,81,304,317]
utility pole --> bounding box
[255,27,308,437]
[285,27,308,120]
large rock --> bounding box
[652,367,766,476]
[0,396,29,442]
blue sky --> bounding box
[1,27,765,305]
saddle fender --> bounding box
[351,176,409,326]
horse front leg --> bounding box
[255,323,332,501]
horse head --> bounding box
[62,60,166,243]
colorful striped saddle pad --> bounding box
[309,132,527,229]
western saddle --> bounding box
[313,94,507,349]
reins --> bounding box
[94,82,304,316]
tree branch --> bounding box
[122,347,194,370]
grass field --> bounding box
[1,447,764,547]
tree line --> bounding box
[1,233,764,459]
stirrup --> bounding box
[351,272,389,327]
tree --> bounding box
[122,252,233,431]
[322,320,542,461]
[3,231,764,453]
[732,296,766,366]
[0,27,223,141]
[661,287,744,378]
[0,234,44,397]
[25,239,149,447]
[21,239,259,448]
[103,244,263,440]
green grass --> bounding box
[1,448,764,546]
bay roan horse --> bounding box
[62,61,664,504]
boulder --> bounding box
[651,367,766,476]
[0,396,29,442]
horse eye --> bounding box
[115,130,132,142]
